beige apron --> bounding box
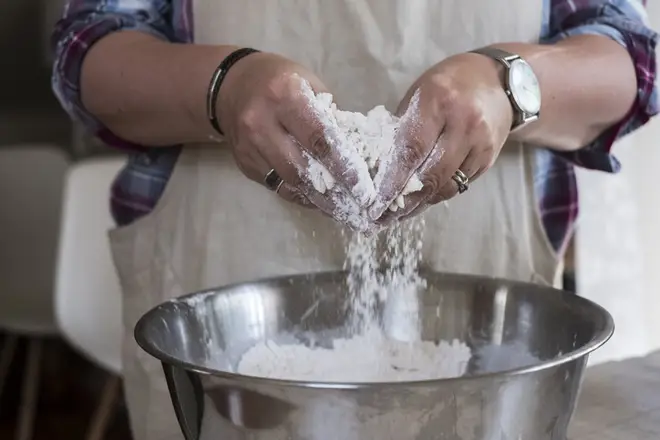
[109,1,556,438]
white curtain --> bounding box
[577,2,660,365]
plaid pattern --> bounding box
[52,0,658,253]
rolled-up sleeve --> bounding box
[51,0,180,149]
[544,0,658,172]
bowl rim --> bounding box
[134,270,615,389]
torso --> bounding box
[109,1,557,439]
[109,1,576,256]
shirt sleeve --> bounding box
[51,0,180,150]
[544,0,659,172]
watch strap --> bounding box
[470,47,535,131]
[470,47,520,66]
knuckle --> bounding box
[429,78,460,111]
[464,106,488,131]
[421,171,443,197]
[289,172,305,188]
[399,139,428,166]
[481,142,496,160]
[429,74,454,95]
[439,89,461,112]
[265,74,290,101]
[309,130,332,160]
[431,182,458,204]
[237,107,262,133]
[281,166,304,188]
[288,188,311,206]
[267,72,303,102]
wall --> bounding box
[0,1,72,151]
[576,3,660,364]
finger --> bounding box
[376,196,431,228]
[398,202,431,223]
[369,89,441,220]
[455,148,482,181]
[428,179,460,205]
[386,126,469,220]
[261,123,371,229]
[279,79,376,206]
[256,122,334,210]
[233,137,313,208]
[277,183,314,207]
[425,148,485,205]
[233,139,275,186]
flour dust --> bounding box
[237,83,472,382]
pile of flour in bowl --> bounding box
[237,85,472,382]
[239,329,471,382]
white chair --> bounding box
[0,145,69,440]
[55,156,126,440]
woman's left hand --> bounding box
[369,52,515,223]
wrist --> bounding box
[457,52,516,131]
[471,45,545,137]
[207,48,263,137]
[177,43,242,143]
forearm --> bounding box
[492,35,637,151]
[80,31,239,146]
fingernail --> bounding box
[352,182,377,207]
[368,200,386,221]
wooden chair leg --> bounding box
[86,375,121,440]
[15,338,42,440]
[0,333,19,410]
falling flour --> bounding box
[237,83,472,382]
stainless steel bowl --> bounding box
[135,271,613,440]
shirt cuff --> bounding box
[542,22,658,173]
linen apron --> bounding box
[109,1,556,438]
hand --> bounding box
[216,52,375,229]
[369,52,514,223]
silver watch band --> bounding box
[471,47,520,66]
[469,47,536,131]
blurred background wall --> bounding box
[0,0,107,157]
[0,1,69,149]
[575,2,660,365]
[0,3,129,439]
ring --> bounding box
[451,169,469,194]
[264,169,284,193]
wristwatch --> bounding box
[470,47,541,131]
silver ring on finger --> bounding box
[452,169,469,194]
[264,169,284,192]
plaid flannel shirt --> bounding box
[52,0,658,253]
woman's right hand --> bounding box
[216,52,375,231]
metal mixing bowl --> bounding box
[135,271,613,440]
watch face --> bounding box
[508,59,541,115]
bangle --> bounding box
[206,47,260,136]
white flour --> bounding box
[298,81,423,231]
[238,329,471,382]
[237,85,472,382]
